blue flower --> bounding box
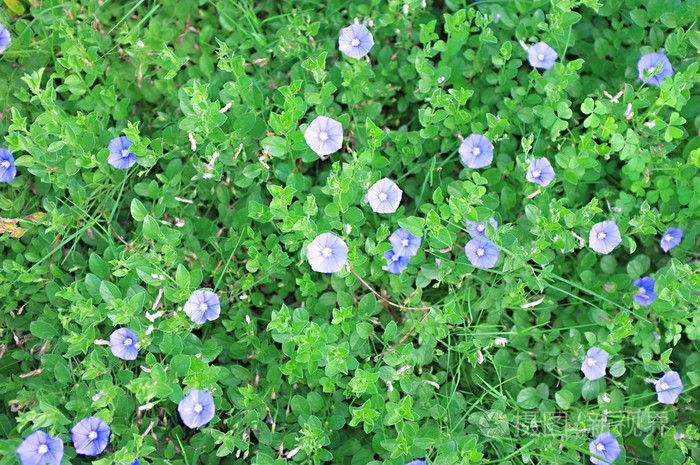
[306,232,348,273]
[526,157,556,187]
[637,52,673,87]
[589,221,621,255]
[588,432,621,465]
[178,389,216,428]
[527,41,558,70]
[107,136,137,169]
[123,459,140,465]
[465,237,499,269]
[184,290,221,325]
[388,228,422,257]
[16,430,64,465]
[458,134,493,169]
[338,23,374,59]
[465,217,498,238]
[405,461,427,465]
[367,178,403,213]
[304,116,343,156]
[0,24,10,54]
[0,148,17,183]
[71,416,111,456]
[632,276,657,307]
[109,327,139,361]
[659,227,683,252]
[655,371,683,405]
[382,248,409,274]
[581,346,609,381]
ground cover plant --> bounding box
[1,0,699,464]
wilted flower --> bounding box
[0,24,10,54]
[304,116,343,156]
[109,327,139,361]
[107,136,137,169]
[526,157,556,187]
[466,217,498,238]
[306,232,348,273]
[659,227,683,252]
[632,276,657,307]
[71,416,111,456]
[178,389,216,428]
[527,42,558,70]
[0,148,17,183]
[581,346,609,381]
[367,178,403,213]
[588,432,621,465]
[655,371,683,404]
[589,220,622,255]
[465,238,499,269]
[637,52,673,87]
[382,248,409,274]
[16,430,64,465]
[388,228,422,257]
[183,290,221,325]
[459,134,494,169]
[338,23,374,59]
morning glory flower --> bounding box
[338,23,374,59]
[527,41,558,70]
[107,136,137,169]
[465,237,499,269]
[0,148,17,183]
[123,459,140,465]
[588,432,621,465]
[16,430,64,465]
[367,178,403,213]
[304,116,343,156]
[632,276,657,307]
[0,24,10,54]
[306,232,349,273]
[637,52,673,87]
[71,416,111,456]
[465,217,498,238]
[589,220,622,255]
[659,227,683,252]
[178,389,216,428]
[382,248,409,274]
[458,134,493,169]
[655,371,683,404]
[405,461,427,465]
[183,290,221,325]
[526,157,556,187]
[388,228,422,257]
[109,327,139,361]
[581,346,609,381]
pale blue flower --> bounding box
[659,227,682,252]
[0,148,17,183]
[637,52,673,87]
[388,228,422,257]
[382,248,409,274]
[526,157,555,186]
[588,432,621,465]
[466,217,498,238]
[465,237,499,268]
[71,416,110,456]
[405,461,427,465]
[304,116,343,156]
[16,430,64,465]
[367,178,403,213]
[581,346,609,381]
[338,23,374,59]
[107,136,137,169]
[184,290,221,324]
[632,277,657,307]
[527,41,558,70]
[109,327,139,361]
[0,24,10,54]
[589,221,621,255]
[178,389,216,428]
[655,371,683,404]
[459,134,493,169]
[306,232,348,273]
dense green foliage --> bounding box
[1,0,699,464]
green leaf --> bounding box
[30,320,58,340]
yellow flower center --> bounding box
[597,232,606,239]
[401,239,409,247]
[322,247,332,258]
[473,147,481,156]
[0,161,9,168]
[660,382,669,390]
[318,131,328,141]
[124,338,133,346]
[476,248,484,257]
[194,403,203,413]
[351,38,360,47]
[38,445,48,454]
[88,431,98,440]
[379,193,387,201]
[596,443,605,452]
